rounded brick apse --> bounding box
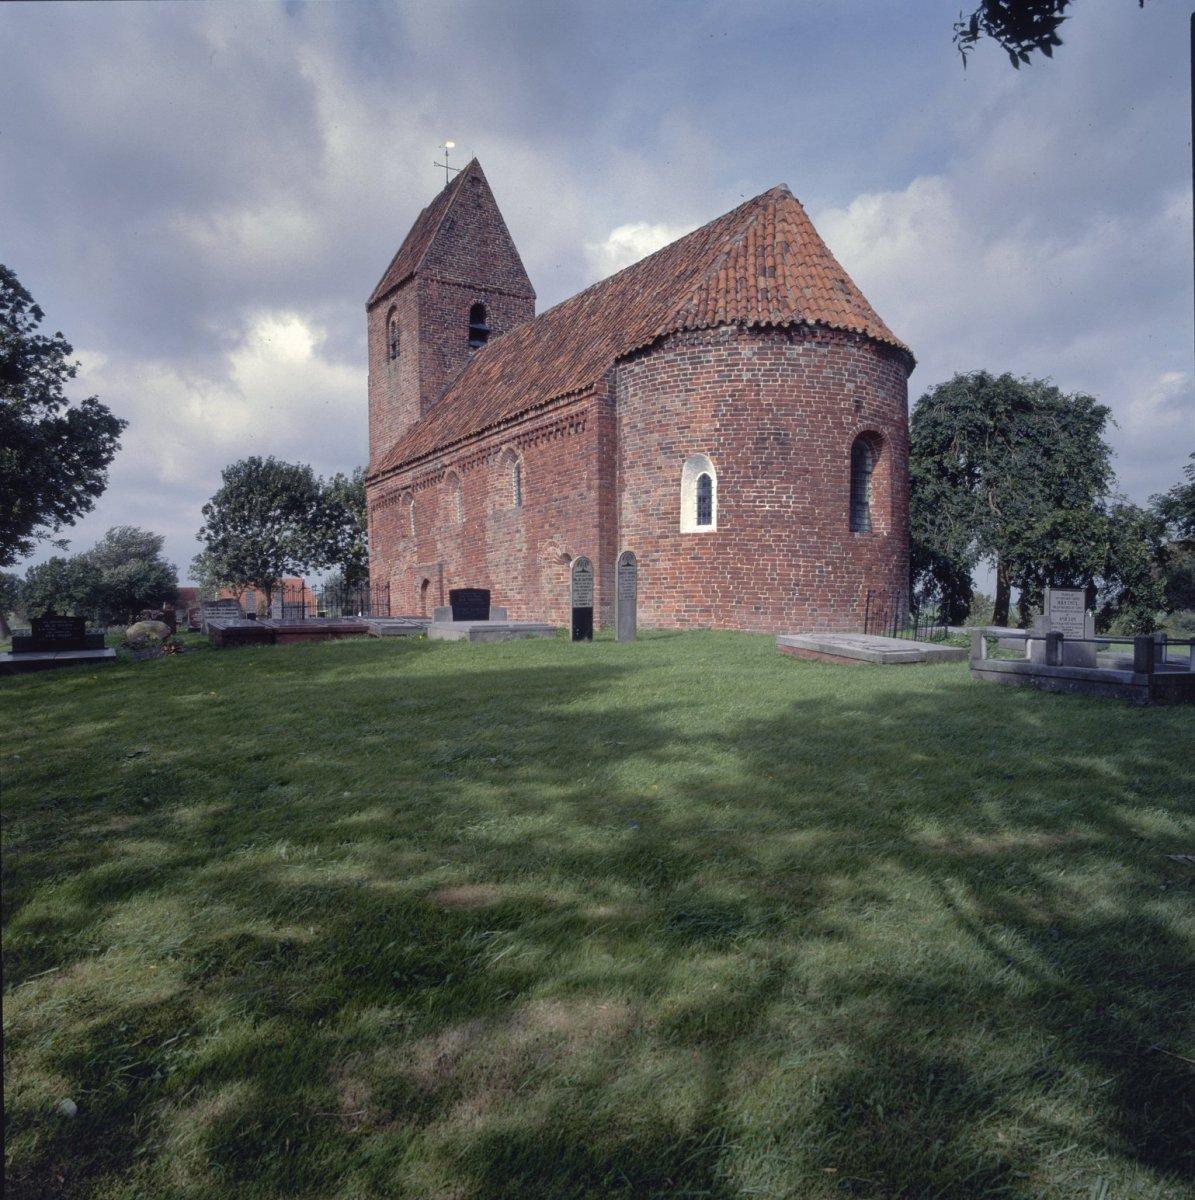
[616,324,909,633]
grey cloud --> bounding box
[2,0,1189,579]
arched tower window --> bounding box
[387,312,400,361]
[401,492,415,538]
[680,454,718,533]
[468,302,490,349]
[849,436,876,533]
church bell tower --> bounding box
[366,159,535,467]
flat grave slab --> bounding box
[428,619,556,644]
[1,647,117,675]
[777,632,968,666]
[366,618,430,638]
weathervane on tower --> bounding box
[435,141,461,189]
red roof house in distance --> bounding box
[365,160,914,632]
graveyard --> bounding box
[3,628,1192,1200]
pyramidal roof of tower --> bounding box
[371,177,913,478]
[369,158,495,305]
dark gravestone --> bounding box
[615,550,638,642]
[450,587,491,622]
[571,556,594,641]
[13,613,104,653]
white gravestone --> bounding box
[1028,587,1096,667]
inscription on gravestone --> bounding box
[12,613,104,654]
[615,550,637,642]
[449,588,491,622]
[1029,587,1096,667]
[571,556,594,642]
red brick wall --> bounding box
[615,324,909,633]
[368,323,910,634]
[366,386,609,624]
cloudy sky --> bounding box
[3,0,1191,581]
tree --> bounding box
[0,570,22,639]
[1153,452,1195,543]
[0,265,126,567]
[22,554,101,619]
[314,468,368,590]
[188,550,227,602]
[1094,501,1167,634]
[909,371,1113,627]
[954,1,1146,69]
[83,525,178,623]
[1152,452,1195,614]
[196,456,325,613]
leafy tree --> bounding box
[22,554,102,619]
[0,264,126,567]
[1153,452,1195,543]
[909,371,1112,627]
[83,525,178,623]
[954,1,1146,69]
[1152,451,1195,614]
[0,570,22,639]
[1094,501,1166,634]
[196,457,325,614]
[188,550,228,602]
[314,468,368,590]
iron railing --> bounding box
[862,589,948,642]
[272,581,390,621]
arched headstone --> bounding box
[615,551,637,642]
[570,556,594,641]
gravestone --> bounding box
[450,587,491,622]
[615,550,637,642]
[1028,587,1096,667]
[12,613,104,653]
[571,556,594,641]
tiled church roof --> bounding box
[371,183,912,477]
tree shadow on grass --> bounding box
[3,646,1193,1198]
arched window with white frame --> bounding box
[680,454,718,533]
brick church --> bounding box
[365,160,914,632]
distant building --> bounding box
[365,160,913,632]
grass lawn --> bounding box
[2,630,1192,1200]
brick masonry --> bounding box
[365,172,911,633]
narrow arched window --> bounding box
[468,302,490,349]
[447,474,462,523]
[849,437,875,532]
[680,454,717,533]
[512,459,522,508]
[695,473,713,527]
[388,314,400,361]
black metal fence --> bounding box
[862,589,948,642]
[274,581,390,620]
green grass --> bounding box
[2,631,1192,1200]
